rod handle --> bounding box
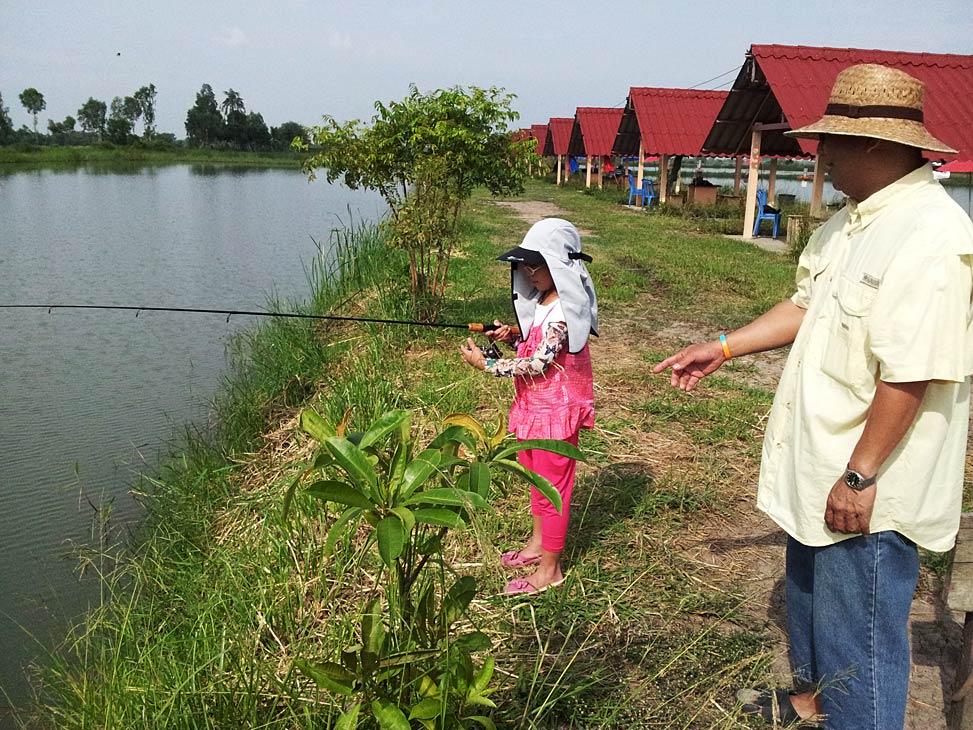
[468,322,521,336]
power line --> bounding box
[688,65,743,90]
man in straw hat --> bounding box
[654,63,973,729]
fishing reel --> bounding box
[476,342,505,360]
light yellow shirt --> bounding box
[757,164,973,551]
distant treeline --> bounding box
[0,84,307,152]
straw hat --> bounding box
[785,63,957,154]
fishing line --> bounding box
[0,304,518,335]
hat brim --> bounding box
[785,115,957,154]
[497,246,546,266]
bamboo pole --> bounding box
[742,128,762,237]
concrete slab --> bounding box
[724,233,790,254]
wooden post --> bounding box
[596,156,604,189]
[658,154,669,204]
[810,154,825,217]
[585,153,592,188]
[636,141,645,187]
[742,128,762,238]
[734,156,743,193]
[556,155,563,186]
[768,158,778,203]
[946,513,973,730]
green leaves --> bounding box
[376,516,405,566]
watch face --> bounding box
[844,470,863,490]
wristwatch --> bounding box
[843,465,876,491]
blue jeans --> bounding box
[785,532,919,730]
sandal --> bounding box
[503,575,566,596]
[500,549,542,568]
[736,688,823,729]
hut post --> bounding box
[658,154,669,204]
[768,158,778,203]
[636,141,645,187]
[743,128,763,238]
[596,157,604,189]
[734,157,743,193]
[811,155,825,217]
[557,155,563,186]
[585,153,593,188]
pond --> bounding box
[0,163,383,711]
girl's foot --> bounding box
[500,549,542,568]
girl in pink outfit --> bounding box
[460,218,597,595]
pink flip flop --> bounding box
[503,575,566,596]
[500,550,542,568]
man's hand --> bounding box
[825,476,876,534]
[652,341,726,391]
[459,338,487,370]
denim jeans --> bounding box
[785,532,919,730]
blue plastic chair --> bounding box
[628,174,657,208]
[753,188,781,237]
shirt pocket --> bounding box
[821,274,878,396]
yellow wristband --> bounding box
[719,334,732,360]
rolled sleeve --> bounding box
[870,253,973,383]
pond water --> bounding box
[0,163,383,712]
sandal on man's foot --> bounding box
[736,688,823,729]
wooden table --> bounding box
[947,512,973,729]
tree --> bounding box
[271,121,306,151]
[106,96,133,144]
[220,88,244,118]
[77,97,107,139]
[19,88,45,137]
[133,84,157,138]
[185,83,223,147]
[242,111,271,150]
[0,92,13,145]
[221,88,246,148]
[301,85,532,318]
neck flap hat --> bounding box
[785,63,957,154]
[497,218,598,354]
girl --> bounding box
[460,218,597,595]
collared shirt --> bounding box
[757,164,973,551]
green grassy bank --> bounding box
[0,145,302,168]
[23,180,825,729]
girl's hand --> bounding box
[486,320,514,344]
[459,338,487,370]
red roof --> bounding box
[544,117,574,156]
[704,44,973,161]
[568,107,625,156]
[615,88,728,156]
[941,159,973,173]
[531,123,548,157]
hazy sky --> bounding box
[3,0,971,136]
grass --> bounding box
[22,176,961,728]
[0,145,302,168]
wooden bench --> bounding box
[946,512,973,730]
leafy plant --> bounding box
[283,408,583,728]
[298,85,534,319]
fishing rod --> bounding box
[0,304,520,336]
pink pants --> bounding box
[517,432,579,553]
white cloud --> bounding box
[328,30,352,50]
[213,26,249,49]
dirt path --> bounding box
[493,199,966,730]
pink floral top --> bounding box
[487,300,594,440]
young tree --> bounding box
[185,83,223,147]
[19,87,46,137]
[0,92,13,145]
[301,85,532,318]
[77,97,107,139]
[133,84,157,138]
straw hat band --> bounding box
[824,103,924,123]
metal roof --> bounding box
[567,107,625,156]
[614,88,728,156]
[703,44,973,161]
[531,123,548,157]
[543,117,574,156]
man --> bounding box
[653,63,973,730]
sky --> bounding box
[2,0,971,137]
